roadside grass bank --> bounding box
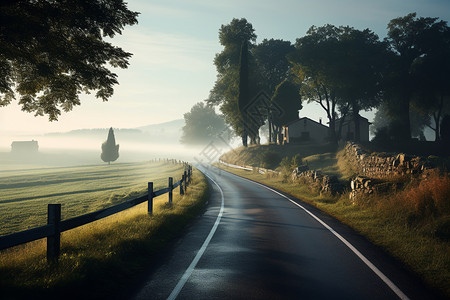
[218,163,450,298]
[0,169,209,300]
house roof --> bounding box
[334,115,372,126]
[283,117,329,129]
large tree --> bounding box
[383,13,449,141]
[207,18,259,146]
[253,39,295,143]
[290,25,385,143]
[180,102,228,145]
[410,19,450,141]
[101,127,119,165]
[289,25,344,143]
[0,0,139,121]
[271,80,302,142]
[335,27,385,141]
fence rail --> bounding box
[219,160,280,175]
[0,162,193,262]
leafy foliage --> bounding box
[208,18,257,143]
[180,102,227,145]
[270,80,302,141]
[383,13,450,141]
[290,25,385,142]
[0,0,139,120]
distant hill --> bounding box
[137,119,184,135]
[45,119,184,144]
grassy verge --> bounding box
[218,164,450,298]
[0,168,209,300]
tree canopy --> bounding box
[289,25,385,142]
[383,13,450,141]
[207,18,258,145]
[180,102,228,145]
[0,0,139,120]
[206,13,450,145]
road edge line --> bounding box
[237,173,410,300]
[166,170,224,300]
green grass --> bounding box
[0,161,185,236]
[0,167,209,299]
[220,142,337,168]
[218,143,450,298]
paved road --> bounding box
[132,165,442,300]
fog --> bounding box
[0,129,243,170]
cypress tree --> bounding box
[101,127,119,164]
[238,41,249,147]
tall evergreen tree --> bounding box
[238,41,250,147]
[101,127,119,165]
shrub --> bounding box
[279,156,292,182]
[291,153,302,169]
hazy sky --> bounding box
[1,0,450,138]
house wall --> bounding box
[11,140,39,153]
[286,119,328,143]
[338,118,370,142]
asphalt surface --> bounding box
[132,165,443,300]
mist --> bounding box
[0,121,218,170]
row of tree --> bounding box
[194,13,450,146]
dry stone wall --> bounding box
[291,166,343,195]
[345,142,436,202]
[344,142,433,179]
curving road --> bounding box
[132,165,442,300]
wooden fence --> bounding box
[219,160,280,175]
[0,163,193,262]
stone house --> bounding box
[282,115,371,144]
[281,117,329,144]
[11,140,39,153]
[335,115,371,142]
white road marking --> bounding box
[167,171,224,300]
[244,177,410,300]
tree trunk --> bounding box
[268,120,272,143]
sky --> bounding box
[1,0,450,145]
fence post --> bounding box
[184,171,188,189]
[168,177,173,204]
[47,204,61,262]
[148,182,153,215]
[180,175,185,195]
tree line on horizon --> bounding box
[183,13,450,146]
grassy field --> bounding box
[219,144,450,298]
[0,164,209,299]
[0,160,185,236]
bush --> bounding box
[291,153,302,169]
[279,156,292,182]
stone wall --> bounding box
[344,142,433,179]
[291,166,343,195]
[345,142,437,202]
